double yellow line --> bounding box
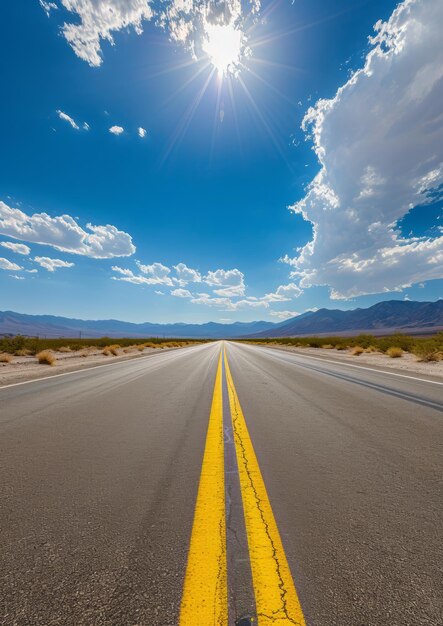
[180,346,306,626]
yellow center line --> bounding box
[179,349,228,626]
[224,345,307,626]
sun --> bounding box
[202,23,245,76]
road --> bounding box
[0,341,441,626]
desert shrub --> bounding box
[0,353,13,363]
[102,348,111,356]
[58,346,72,353]
[413,341,442,362]
[37,350,56,366]
[137,345,145,351]
[321,344,334,349]
[351,346,364,356]
[365,345,379,353]
[14,348,33,356]
[387,347,403,358]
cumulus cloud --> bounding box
[158,0,259,75]
[0,241,31,255]
[112,263,174,286]
[190,293,267,310]
[0,201,135,258]
[56,109,79,130]
[261,283,303,303]
[136,261,173,285]
[171,287,193,297]
[204,268,245,296]
[270,310,300,320]
[57,0,153,67]
[109,125,124,135]
[138,127,147,138]
[0,258,22,271]
[46,0,258,72]
[34,256,75,272]
[288,0,443,299]
[173,262,201,284]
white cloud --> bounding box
[109,125,124,135]
[83,122,90,131]
[40,1,58,17]
[49,0,259,74]
[34,256,75,272]
[171,288,193,298]
[56,109,79,130]
[173,262,201,284]
[0,258,22,271]
[190,292,267,310]
[261,283,303,303]
[270,310,300,320]
[112,263,174,286]
[138,127,147,138]
[288,0,443,299]
[10,274,25,280]
[0,241,31,255]
[204,268,245,296]
[58,0,153,67]
[0,201,135,258]
[136,261,173,285]
[155,290,165,295]
[159,0,259,76]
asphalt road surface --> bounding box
[0,341,441,626]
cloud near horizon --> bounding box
[0,201,136,259]
[286,0,443,300]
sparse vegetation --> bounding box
[351,346,364,356]
[240,332,443,363]
[36,350,56,366]
[387,347,403,358]
[0,335,206,355]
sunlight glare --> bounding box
[202,23,244,76]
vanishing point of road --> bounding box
[1,341,442,625]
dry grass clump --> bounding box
[387,347,403,358]
[137,345,145,351]
[102,345,120,356]
[351,346,364,356]
[365,345,379,353]
[0,353,13,363]
[15,348,34,356]
[37,350,56,366]
[321,344,334,349]
[335,344,346,350]
[415,348,442,362]
[79,350,89,358]
[58,346,72,353]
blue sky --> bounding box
[0,0,442,323]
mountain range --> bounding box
[0,300,442,339]
[251,299,443,337]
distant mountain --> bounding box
[251,300,443,337]
[0,310,276,339]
